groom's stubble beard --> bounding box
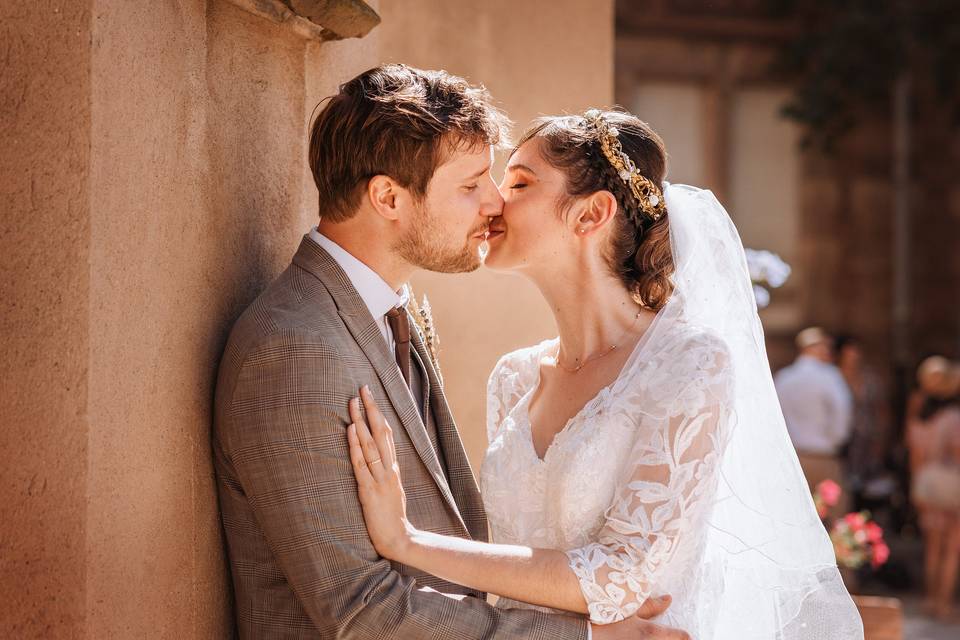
[394,201,485,274]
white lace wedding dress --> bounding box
[480,316,733,637]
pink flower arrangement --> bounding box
[813,479,841,518]
[813,479,890,571]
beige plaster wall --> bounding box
[1,2,92,637]
[84,1,294,636]
[2,1,612,636]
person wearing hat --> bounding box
[774,327,854,516]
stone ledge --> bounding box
[225,0,380,41]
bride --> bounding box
[344,109,863,639]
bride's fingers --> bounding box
[360,385,396,466]
[637,621,690,640]
[348,395,364,430]
[634,594,671,620]
[351,398,387,481]
[347,424,374,489]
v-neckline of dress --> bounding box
[517,309,663,464]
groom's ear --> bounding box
[366,175,403,221]
[574,189,618,233]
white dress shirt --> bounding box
[309,227,408,349]
[774,355,854,456]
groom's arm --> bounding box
[221,329,588,640]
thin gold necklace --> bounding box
[555,309,643,374]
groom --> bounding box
[213,64,685,639]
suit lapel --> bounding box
[292,236,468,532]
[409,347,431,420]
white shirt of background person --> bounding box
[774,333,854,456]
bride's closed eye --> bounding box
[509,183,527,190]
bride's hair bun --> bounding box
[516,110,675,310]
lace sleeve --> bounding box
[486,343,549,444]
[486,355,512,444]
[565,333,735,624]
[485,352,526,443]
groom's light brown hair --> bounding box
[309,64,509,222]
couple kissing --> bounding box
[213,63,863,640]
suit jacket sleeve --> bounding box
[221,329,588,640]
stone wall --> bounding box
[1,2,92,636]
[0,1,613,636]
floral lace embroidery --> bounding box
[480,324,734,627]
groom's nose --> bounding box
[479,177,504,218]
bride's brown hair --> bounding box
[516,110,674,310]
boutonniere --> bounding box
[405,287,443,385]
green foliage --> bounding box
[772,0,960,150]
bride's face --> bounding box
[485,138,572,273]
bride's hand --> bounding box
[591,596,689,640]
[347,385,414,561]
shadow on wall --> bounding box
[203,0,309,405]
[196,3,315,632]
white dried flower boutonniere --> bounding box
[405,288,443,386]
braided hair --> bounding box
[515,110,675,310]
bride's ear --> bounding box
[573,190,618,236]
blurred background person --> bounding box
[906,356,958,477]
[908,357,960,619]
[835,334,893,511]
[775,327,854,516]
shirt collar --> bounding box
[309,227,405,318]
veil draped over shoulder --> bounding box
[660,183,863,639]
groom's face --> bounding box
[394,144,502,273]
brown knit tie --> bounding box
[385,306,412,385]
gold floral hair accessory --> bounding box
[583,109,666,223]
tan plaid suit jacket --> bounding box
[213,235,589,639]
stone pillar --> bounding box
[1,1,325,636]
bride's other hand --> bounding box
[347,385,414,560]
[592,595,689,640]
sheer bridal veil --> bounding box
[660,183,863,639]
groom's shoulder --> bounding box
[224,263,344,364]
